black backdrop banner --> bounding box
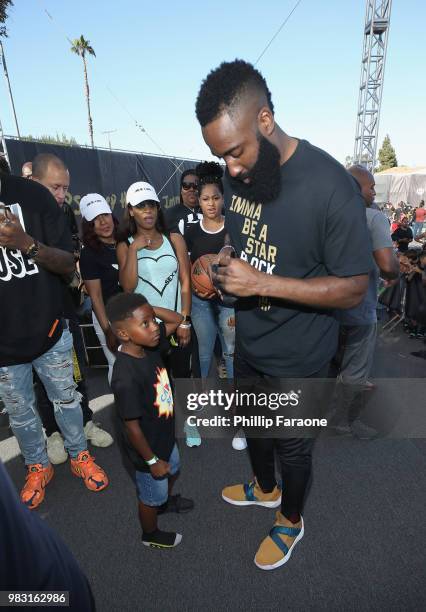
[6,138,200,220]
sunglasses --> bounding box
[134,201,158,210]
[182,181,198,191]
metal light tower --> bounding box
[353,0,392,171]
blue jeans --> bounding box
[135,444,180,506]
[35,316,93,435]
[0,330,87,467]
[191,294,235,378]
[413,222,424,237]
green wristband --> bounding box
[145,455,158,466]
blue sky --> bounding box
[1,0,425,166]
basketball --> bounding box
[191,254,217,298]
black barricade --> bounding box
[5,138,199,220]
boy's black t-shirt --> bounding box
[111,323,175,472]
[185,220,227,264]
[79,244,121,304]
[0,175,73,366]
[223,139,373,377]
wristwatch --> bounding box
[181,315,192,323]
[25,240,39,259]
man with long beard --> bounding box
[195,60,372,570]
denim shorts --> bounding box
[135,444,180,506]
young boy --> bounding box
[106,293,194,548]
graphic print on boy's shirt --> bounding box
[154,366,173,418]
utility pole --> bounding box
[101,129,117,151]
[0,40,21,138]
[0,114,10,165]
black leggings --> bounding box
[164,329,201,379]
[234,354,329,518]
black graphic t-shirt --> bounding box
[111,324,175,472]
[164,203,202,236]
[223,139,373,377]
[185,219,227,264]
[0,175,73,366]
[80,244,121,304]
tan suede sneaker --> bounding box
[222,478,281,508]
[254,511,304,570]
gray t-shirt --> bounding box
[336,207,393,325]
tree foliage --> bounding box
[70,35,96,59]
[21,133,78,147]
[377,135,398,172]
[0,0,13,38]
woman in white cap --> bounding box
[117,181,201,447]
[79,193,121,384]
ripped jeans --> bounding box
[0,330,87,467]
[191,294,235,378]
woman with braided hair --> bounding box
[185,162,235,378]
[185,162,246,451]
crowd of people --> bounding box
[0,59,425,598]
[378,199,426,353]
[0,147,244,540]
[382,199,426,244]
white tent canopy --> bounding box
[374,167,426,207]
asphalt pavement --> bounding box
[2,321,426,612]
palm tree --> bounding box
[0,1,13,39]
[71,35,96,148]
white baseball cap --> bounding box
[126,181,160,206]
[79,193,112,221]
